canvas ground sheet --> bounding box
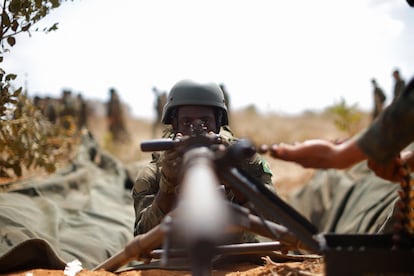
[0,133,139,273]
[287,161,400,234]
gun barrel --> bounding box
[177,147,230,243]
[140,139,176,152]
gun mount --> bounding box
[95,135,414,275]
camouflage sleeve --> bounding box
[132,161,166,235]
[239,153,278,227]
[224,150,275,243]
[220,126,274,191]
[358,78,414,164]
[243,153,274,190]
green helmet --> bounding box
[161,80,228,126]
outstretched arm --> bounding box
[268,138,367,169]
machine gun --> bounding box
[94,129,414,275]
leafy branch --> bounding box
[1,0,76,178]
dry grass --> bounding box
[89,107,371,199]
[1,105,370,198]
[229,108,370,198]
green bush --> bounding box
[326,98,363,136]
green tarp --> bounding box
[0,133,137,273]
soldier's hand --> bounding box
[367,153,411,183]
[205,131,230,153]
[160,134,184,194]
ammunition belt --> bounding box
[392,162,414,249]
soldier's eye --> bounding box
[181,119,210,130]
[182,121,192,127]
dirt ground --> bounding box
[7,258,325,276]
[1,107,370,276]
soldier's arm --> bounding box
[240,154,279,224]
[269,138,366,169]
[132,162,166,235]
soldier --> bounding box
[392,69,405,103]
[106,88,130,143]
[59,90,76,118]
[371,78,386,121]
[76,93,88,130]
[151,86,167,138]
[132,79,274,242]
[44,96,58,124]
[58,90,78,131]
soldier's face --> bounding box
[175,106,218,136]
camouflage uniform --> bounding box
[371,80,386,120]
[106,88,130,143]
[392,71,405,103]
[132,126,274,242]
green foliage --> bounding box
[326,97,363,136]
[1,0,68,51]
[0,0,75,178]
[0,93,76,177]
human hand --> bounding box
[266,137,365,170]
[160,133,184,193]
[205,131,230,153]
[267,139,337,168]
[367,158,405,183]
[367,151,413,183]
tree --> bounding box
[1,0,75,178]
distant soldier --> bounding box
[151,86,167,138]
[106,88,130,143]
[33,96,42,110]
[371,78,386,121]
[59,90,77,131]
[392,69,405,103]
[76,93,88,130]
[44,96,57,124]
[59,90,76,117]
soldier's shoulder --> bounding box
[220,125,237,142]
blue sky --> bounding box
[3,0,414,119]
